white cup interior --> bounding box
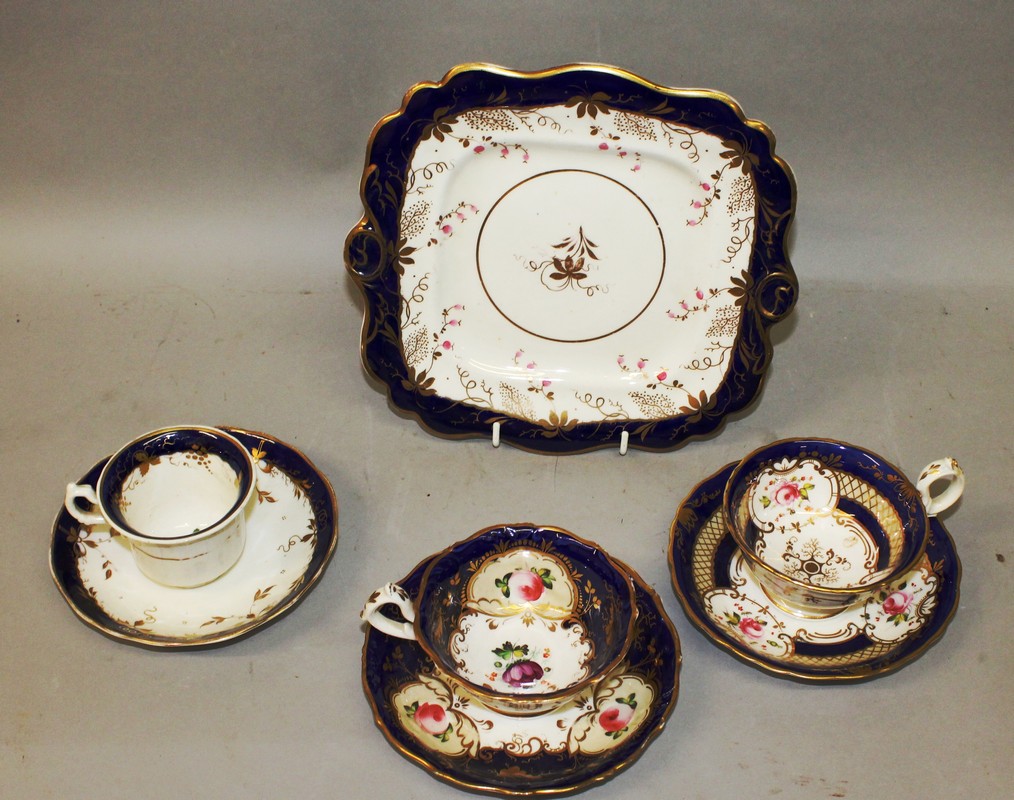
[118,451,242,538]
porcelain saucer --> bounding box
[362,554,681,796]
[668,463,961,682]
[50,427,339,648]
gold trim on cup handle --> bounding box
[361,582,417,640]
[65,483,106,527]
[916,457,965,516]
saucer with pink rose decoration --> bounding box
[668,458,962,682]
[362,527,681,796]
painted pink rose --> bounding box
[508,570,544,603]
[695,289,705,300]
[738,616,765,640]
[599,702,635,733]
[502,660,543,687]
[656,371,667,382]
[773,481,802,506]
[882,590,914,616]
[441,224,453,234]
[413,702,448,735]
[441,340,452,350]
[473,145,485,153]
[598,142,609,150]
[541,380,552,388]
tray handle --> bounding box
[754,269,798,323]
[345,220,386,283]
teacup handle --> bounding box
[360,582,417,640]
[916,458,965,516]
[64,483,107,527]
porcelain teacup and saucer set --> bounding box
[360,523,681,795]
[668,438,964,681]
[51,425,338,647]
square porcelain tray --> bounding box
[346,64,797,453]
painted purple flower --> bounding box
[502,660,544,687]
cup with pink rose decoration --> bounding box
[361,523,638,716]
[723,437,964,618]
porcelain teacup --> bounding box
[64,425,257,588]
[723,438,964,617]
[361,523,638,716]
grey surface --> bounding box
[2,2,1012,798]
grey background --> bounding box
[2,2,1011,798]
